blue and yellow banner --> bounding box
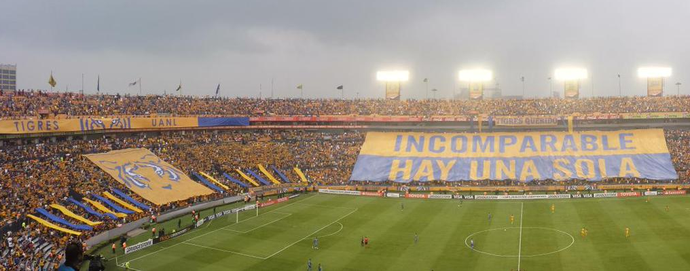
[0,117,249,134]
[350,129,677,182]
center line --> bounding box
[517,202,524,271]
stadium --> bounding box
[3,1,690,271]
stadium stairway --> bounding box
[111,188,151,211]
[222,173,250,188]
[246,169,271,185]
[258,164,282,184]
[192,172,225,193]
[271,166,291,183]
[35,208,93,231]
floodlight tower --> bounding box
[458,69,493,100]
[376,70,409,100]
[554,68,588,99]
[637,67,672,97]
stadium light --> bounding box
[637,67,672,78]
[458,69,493,82]
[554,68,588,81]
[376,70,410,82]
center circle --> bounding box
[464,227,575,258]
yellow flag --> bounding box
[48,74,57,87]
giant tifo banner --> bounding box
[85,148,214,205]
[0,116,249,134]
[350,129,677,182]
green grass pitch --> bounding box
[101,193,690,271]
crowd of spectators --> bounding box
[2,90,690,118]
[0,129,363,270]
[1,125,689,270]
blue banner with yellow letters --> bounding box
[350,129,677,182]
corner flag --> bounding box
[336,85,343,90]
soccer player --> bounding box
[414,233,419,244]
[364,237,369,247]
[665,205,670,212]
[510,214,515,225]
[470,238,475,250]
[488,213,492,222]
[401,202,404,211]
[313,237,319,250]
[361,236,364,247]
[584,228,588,237]
[307,259,312,271]
[318,263,323,271]
[625,227,630,238]
[111,243,116,254]
[551,204,555,214]
[581,227,586,238]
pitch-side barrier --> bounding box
[318,188,687,200]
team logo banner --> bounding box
[564,80,579,99]
[647,77,664,97]
[350,129,677,182]
[85,148,213,205]
[469,82,483,100]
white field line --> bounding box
[263,207,358,259]
[181,242,266,260]
[317,222,344,238]
[517,202,524,271]
[122,194,318,264]
[221,213,292,234]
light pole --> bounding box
[618,74,621,97]
[677,82,682,96]
[520,76,525,97]
[432,88,438,99]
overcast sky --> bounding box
[1,0,689,99]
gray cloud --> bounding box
[1,0,688,99]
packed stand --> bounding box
[2,90,690,119]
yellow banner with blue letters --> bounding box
[0,116,249,134]
[350,129,677,182]
[0,117,198,134]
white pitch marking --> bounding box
[517,202,524,271]
[122,194,318,264]
[262,208,358,259]
[182,241,267,260]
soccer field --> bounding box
[105,193,690,271]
